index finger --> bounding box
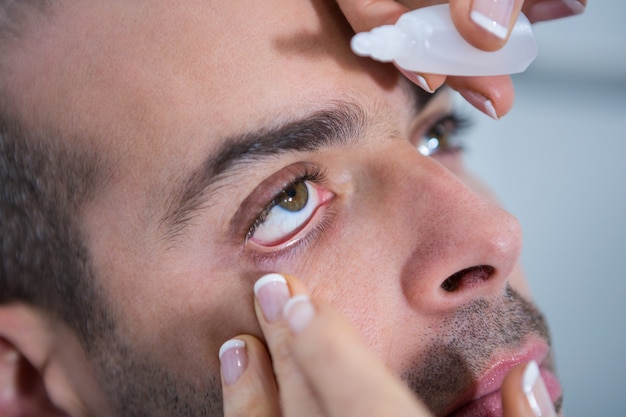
[334,0,410,33]
[279,280,434,417]
[337,0,524,51]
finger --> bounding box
[398,69,447,93]
[450,0,524,51]
[501,361,557,417]
[446,75,515,119]
[253,273,324,417]
[334,0,410,33]
[280,279,434,417]
[220,335,281,417]
[522,0,586,23]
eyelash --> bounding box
[417,111,472,156]
[245,166,328,243]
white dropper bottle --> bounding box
[350,4,537,76]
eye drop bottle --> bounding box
[350,4,537,76]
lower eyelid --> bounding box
[247,186,335,251]
[249,208,336,269]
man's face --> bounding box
[7,0,561,416]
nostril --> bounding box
[440,265,495,292]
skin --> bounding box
[218,273,553,417]
[0,0,570,416]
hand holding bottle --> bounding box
[336,0,586,119]
[350,4,538,76]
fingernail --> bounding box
[471,0,515,40]
[415,75,435,94]
[526,0,585,23]
[459,89,499,120]
[254,273,290,322]
[219,339,248,386]
[283,295,315,333]
[523,361,557,417]
[398,69,436,94]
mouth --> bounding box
[442,341,562,417]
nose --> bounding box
[386,149,523,313]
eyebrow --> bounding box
[159,83,432,241]
[158,101,368,240]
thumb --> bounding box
[220,335,281,417]
[501,361,558,417]
[334,0,409,33]
[450,0,525,51]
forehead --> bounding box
[9,0,390,146]
[6,0,408,206]
[9,0,412,213]
[7,0,410,243]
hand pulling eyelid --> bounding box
[350,4,537,76]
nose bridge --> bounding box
[389,152,523,312]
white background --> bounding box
[464,2,626,415]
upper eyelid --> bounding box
[229,162,325,241]
[410,109,470,146]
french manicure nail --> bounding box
[471,0,515,40]
[526,0,585,23]
[254,273,290,322]
[459,89,499,120]
[219,339,248,386]
[399,69,435,93]
[415,75,435,94]
[283,295,315,333]
[523,361,557,417]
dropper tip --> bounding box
[351,33,375,57]
[350,26,408,63]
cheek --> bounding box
[282,209,408,356]
[93,239,267,375]
[296,238,433,369]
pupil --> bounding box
[278,181,308,212]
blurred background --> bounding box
[463,1,626,415]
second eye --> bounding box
[417,112,470,157]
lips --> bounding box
[442,341,562,417]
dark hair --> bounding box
[0,116,113,350]
[0,1,113,349]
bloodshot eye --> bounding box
[250,179,332,247]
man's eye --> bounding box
[249,180,330,247]
[417,112,471,157]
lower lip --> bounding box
[448,390,502,417]
[447,368,562,417]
